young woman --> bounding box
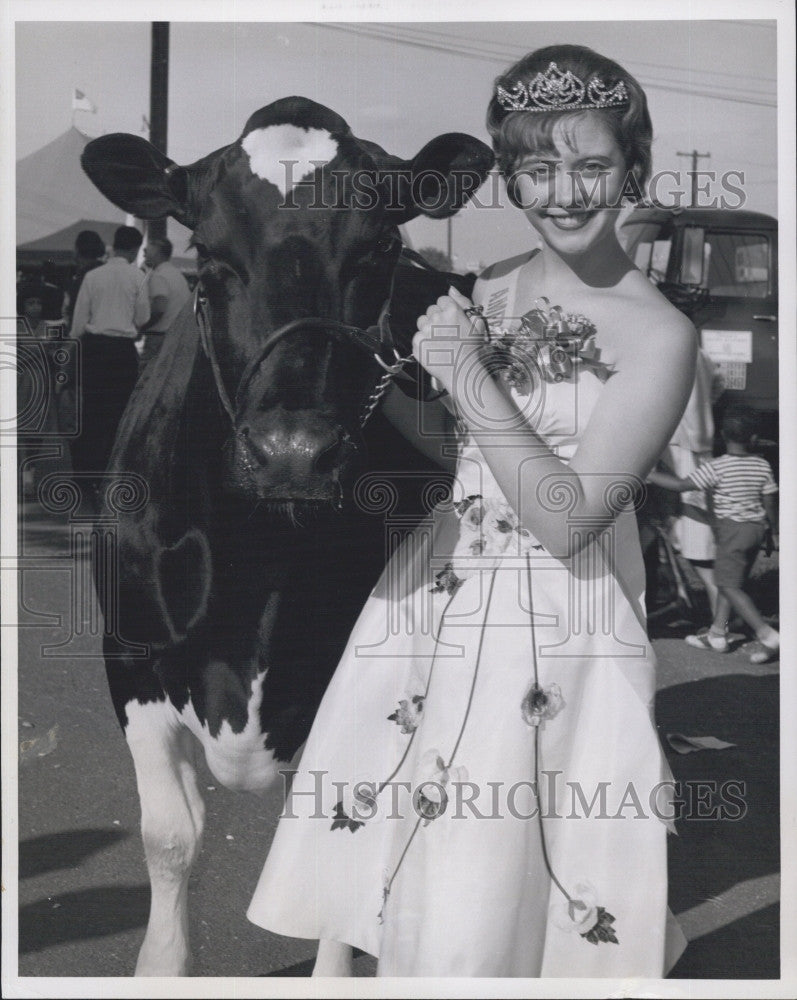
[248,44,696,978]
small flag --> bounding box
[72,88,96,113]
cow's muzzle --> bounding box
[234,418,358,503]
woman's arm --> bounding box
[380,384,458,474]
[414,289,697,558]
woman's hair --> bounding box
[486,45,652,193]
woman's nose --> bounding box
[550,166,582,210]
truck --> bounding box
[620,207,779,448]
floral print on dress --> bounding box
[414,749,468,826]
[521,682,565,728]
[550,880,619,945]
[388,694,425,734]
[331,777,380,832]
[435,494,542,590]
[430,562,464,596]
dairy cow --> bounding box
[81,97,492,974]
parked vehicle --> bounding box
[620,207,778,446]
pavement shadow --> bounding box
[263,950,377,977]
[670,904,779,980]
[19,886,150,954]
[19,828,129,879]
[657,672,779,978]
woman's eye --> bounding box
[581,162,608,174]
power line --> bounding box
[346,21,776,87]
[316,23,776,108]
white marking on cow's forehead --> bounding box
[241,124,339,196]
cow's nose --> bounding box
[239,422,355,492]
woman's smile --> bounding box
[541,209,599,231]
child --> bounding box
[648,405,779,663]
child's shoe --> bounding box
[685,628,729,653]
[749,633,779,664]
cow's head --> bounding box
[82,97,493,509]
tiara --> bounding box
[496,62,629,114]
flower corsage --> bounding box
[484,297,614,394]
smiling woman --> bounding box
[247,44,697,979]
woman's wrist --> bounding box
[448,346,491,402]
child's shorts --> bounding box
[713,518,767,588]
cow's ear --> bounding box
[388,133,494,223]
[81,134,194,225]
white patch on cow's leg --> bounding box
[180,669,283,795]
[241,125,339,196]
[124,700,205,977]
[313,940,353,977]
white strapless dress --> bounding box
[247,256,685,978]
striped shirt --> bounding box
[687,453,778,522]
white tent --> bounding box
[16,127,126,245]
[16,127,195,268]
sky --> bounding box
[8,11,781,272]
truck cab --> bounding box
[620,207,778,444]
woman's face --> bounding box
[512,113,631,259]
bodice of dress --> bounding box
[449,249,605,506]
[453,369,604,503]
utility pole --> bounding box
[148,22,169,241]
[677,149,711,207]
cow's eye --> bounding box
[192,241,210,262]
[197,259,244,300]
[354,234,398,269]
[374,233,399,254]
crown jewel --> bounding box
[496,62,629,114]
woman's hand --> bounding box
[412,286,487,397]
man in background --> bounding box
[140,236,191,368]
[69,225,149,497]
[63,229,106,328]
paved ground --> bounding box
[11,496,780,981]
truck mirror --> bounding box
[681,227,706,285]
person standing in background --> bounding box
[17,279,61,497]
[649,405,779,663]
[60,230,107,441]
[139,237,191,369]
[63,229,107,328]
[661,346,722,617]
[68,225,149,498]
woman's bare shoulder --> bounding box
[617,270,696,345]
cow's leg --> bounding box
[124,700,205,976]
[313,940,353,977]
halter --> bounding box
[193,271,414,431]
